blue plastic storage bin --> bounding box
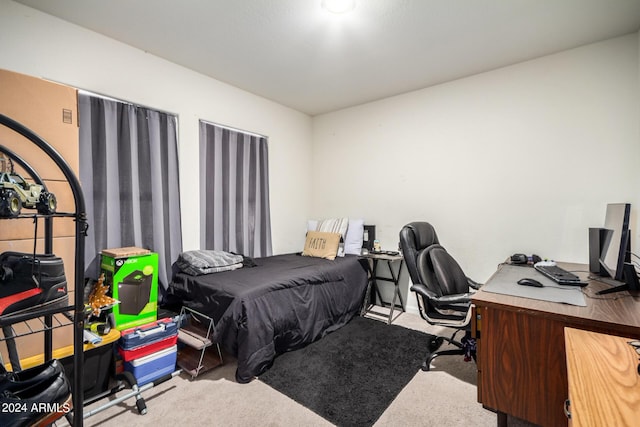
[124,345,177,386]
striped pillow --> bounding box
[317,217,348,238]
[317,218,349,257]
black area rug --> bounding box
[259,316,433,427]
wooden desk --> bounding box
[564,327,640,427]
[472,262,640,427]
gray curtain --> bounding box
[79,93,182,296]
[199,121,272,257]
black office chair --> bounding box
[399,221,482,371]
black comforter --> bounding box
[168,253,368,383]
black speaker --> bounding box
[588,227,607,274]
[363,225,375,251]
[510,253,528,264]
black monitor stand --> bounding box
[596,263,640,295]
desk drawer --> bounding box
[475,305,569,427]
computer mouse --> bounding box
[517,278,544,288]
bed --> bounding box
[167,252,368,383]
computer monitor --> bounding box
[596,203,636,295]
[599,203,630,281]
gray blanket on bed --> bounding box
[176,250,244,275]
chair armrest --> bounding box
[434,293,472,305]
[467,278,482,290]
[410,283,438,300]
[411,283,472,305]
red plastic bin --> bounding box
[118,334,178,362]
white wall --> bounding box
[0,0,313,254]
[2,2,638,315]
[312,34,640,311]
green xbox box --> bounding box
[100,247,158,330]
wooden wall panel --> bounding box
[0,69,79,365]
[0,69,78,180]
[0,214,75,242]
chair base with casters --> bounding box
[421,328,477,371]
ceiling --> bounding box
[15,0,640,116]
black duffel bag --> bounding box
[0,251,67,302]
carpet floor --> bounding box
[258,315,434,427]
[60,312,537,427]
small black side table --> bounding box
[360,253,405,324]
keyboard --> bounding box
[534,264,584,286]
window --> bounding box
[199,120,272,257]
[79,93,182,294]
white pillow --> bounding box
[344,219,364,255]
